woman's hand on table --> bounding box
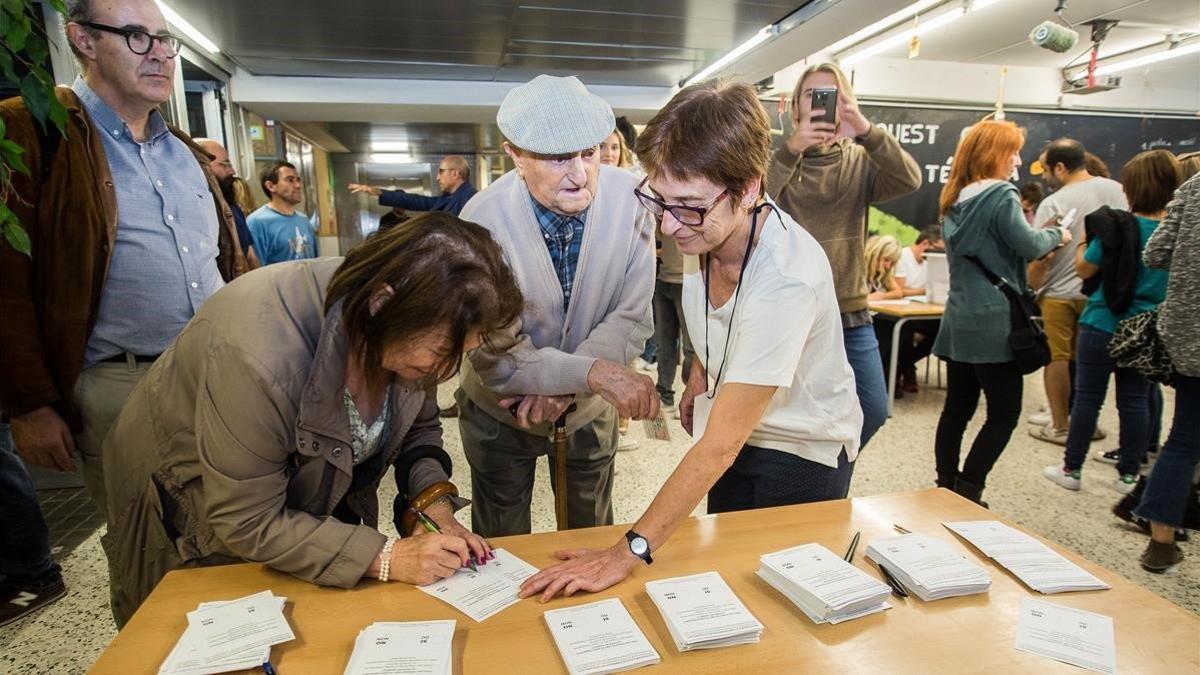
[416,499,493,566]
[518,542,641,602]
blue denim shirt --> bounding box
[74,78,224,366]
[530,197,588,310]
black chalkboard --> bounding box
[766,100,1200,229]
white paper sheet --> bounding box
[944,521,1110,593]
[1015,598,1116,674]
[544,598,660,675]
[342,620,455,675]
[645,571,762,651]
[160,592,290,675]
[417,548,538,622]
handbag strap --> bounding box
[964,255,1021,301]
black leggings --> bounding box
[934,359,1024,488]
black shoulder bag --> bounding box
[964,255,1050,374]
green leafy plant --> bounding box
[1,0,67,256]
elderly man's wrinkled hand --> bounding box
[499,395,575,429]
[586,360,658,420]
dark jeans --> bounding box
[874,316,938,383]
[934,360,1024,488]
[1135,374,1200,527]
[652,279,694,405]
[1063,325,1151,475]
[709,444,854,513]
[843,323,889,448]
[0,423,62,588]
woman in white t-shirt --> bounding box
[518,80,863,602]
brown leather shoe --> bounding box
[439,404,459,418]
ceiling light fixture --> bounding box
[840,6,966,69]
[156,1,219,54]
[368,153,416,164]
[1092,40,1200,76]
[370,142,411,153]
[821,0,942,55]
[684,24,775,87]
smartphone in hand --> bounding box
[811,87,838,126]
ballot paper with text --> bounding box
[342,620,455,675]
[943,521,1110,594]
[417,548,538,622]
[544,598,661,675]
[645,571,763,651]
[757,543,891,624]
[1015,598,1116,674]
[865,533,990,601]
[160,591,292,675]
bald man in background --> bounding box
[196,138,260,270]
[349,154,478,216]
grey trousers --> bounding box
[75,359,152,523]
[456,389,618,537]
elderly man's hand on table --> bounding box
[586,359,658,420]
[518,541,641,602]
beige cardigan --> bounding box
[459,164,656,434]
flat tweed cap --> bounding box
[497,75,616,155]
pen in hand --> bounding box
[411,507,479,572]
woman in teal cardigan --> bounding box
[932,120,1068,506]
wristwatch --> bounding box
[624,530,653,565]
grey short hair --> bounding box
[64,0,95,65]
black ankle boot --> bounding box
[953,478,989,509]
[936,474,957,490]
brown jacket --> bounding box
[101,259,453,624]
[766,126,921,318]
[0,86,246,426]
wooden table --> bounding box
[869,300,946,415]
[91,489,1198,674]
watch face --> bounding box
[630,537,648,556]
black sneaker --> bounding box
[1140,540,1184,573]
[0,578,67,627]
[1092,449,1149,465]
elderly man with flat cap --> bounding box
[456,74,657,537]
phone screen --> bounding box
[811,87,838,126]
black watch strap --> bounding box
[624,530,653,565]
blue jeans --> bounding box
[709,445,854,513]
[843,323,888,448]
[1135,374,1200,527]
[1063,325,1151,475]
[0,423,61,588]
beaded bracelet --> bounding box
[378,537,397,582]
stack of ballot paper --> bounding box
[417,548,538,622]
[865,533,991,601]
[1015,598,1116,674]
[159,590,294,675]
[756,543,891,624]
[645,571,763,651]
[943,521,1110,594]
[343,620,455,675]
[544,598,660,675]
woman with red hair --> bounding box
[931,120,1070,506]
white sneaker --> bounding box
[632,357,655,373]
[1042,464,1081,491]
[617,434,639,452]
[1027,411,1052,426]
[1030,424,1068,446]
[1114,474,1138,495]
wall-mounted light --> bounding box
[156,1,219,54]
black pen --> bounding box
[878,562,909,598]
[843,531,861,562]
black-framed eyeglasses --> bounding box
[633,176,729,227]
[81,21,180,57]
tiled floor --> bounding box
[36,487,105,559]
[1,367,1195,673]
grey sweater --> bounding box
[458,165,656,434]
[1145,173,1200,377]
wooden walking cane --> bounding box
[552,403,577,531]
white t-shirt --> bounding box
[896,246,925,290]
[1033,176,1128,299]
[683,200,863,468]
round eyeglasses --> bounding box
[633,177,729,227]
[81,21,181,57]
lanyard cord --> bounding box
[702,203,776,400]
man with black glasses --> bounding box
[0,0,245,534]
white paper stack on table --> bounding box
[645,571,763,651]
[417,548,538,622]
[865,533,991,601]
[756,543,891,624]
[943,521,1110,594]
[159,590,294,675]
[1015,598,1116,674]
[544,598,660,675]
[343,620,455,675]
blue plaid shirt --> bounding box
[531,197,588,310]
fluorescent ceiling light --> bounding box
[156,1,219,54]
[370,142,411,152]
[1093,41,1200,76]
[368,153,415,164]
[822,0,942,55]
[685,25,775,87]
[840,6,966,69]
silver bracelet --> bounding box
[378,537,397,582]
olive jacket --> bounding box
[101,259,453,624]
